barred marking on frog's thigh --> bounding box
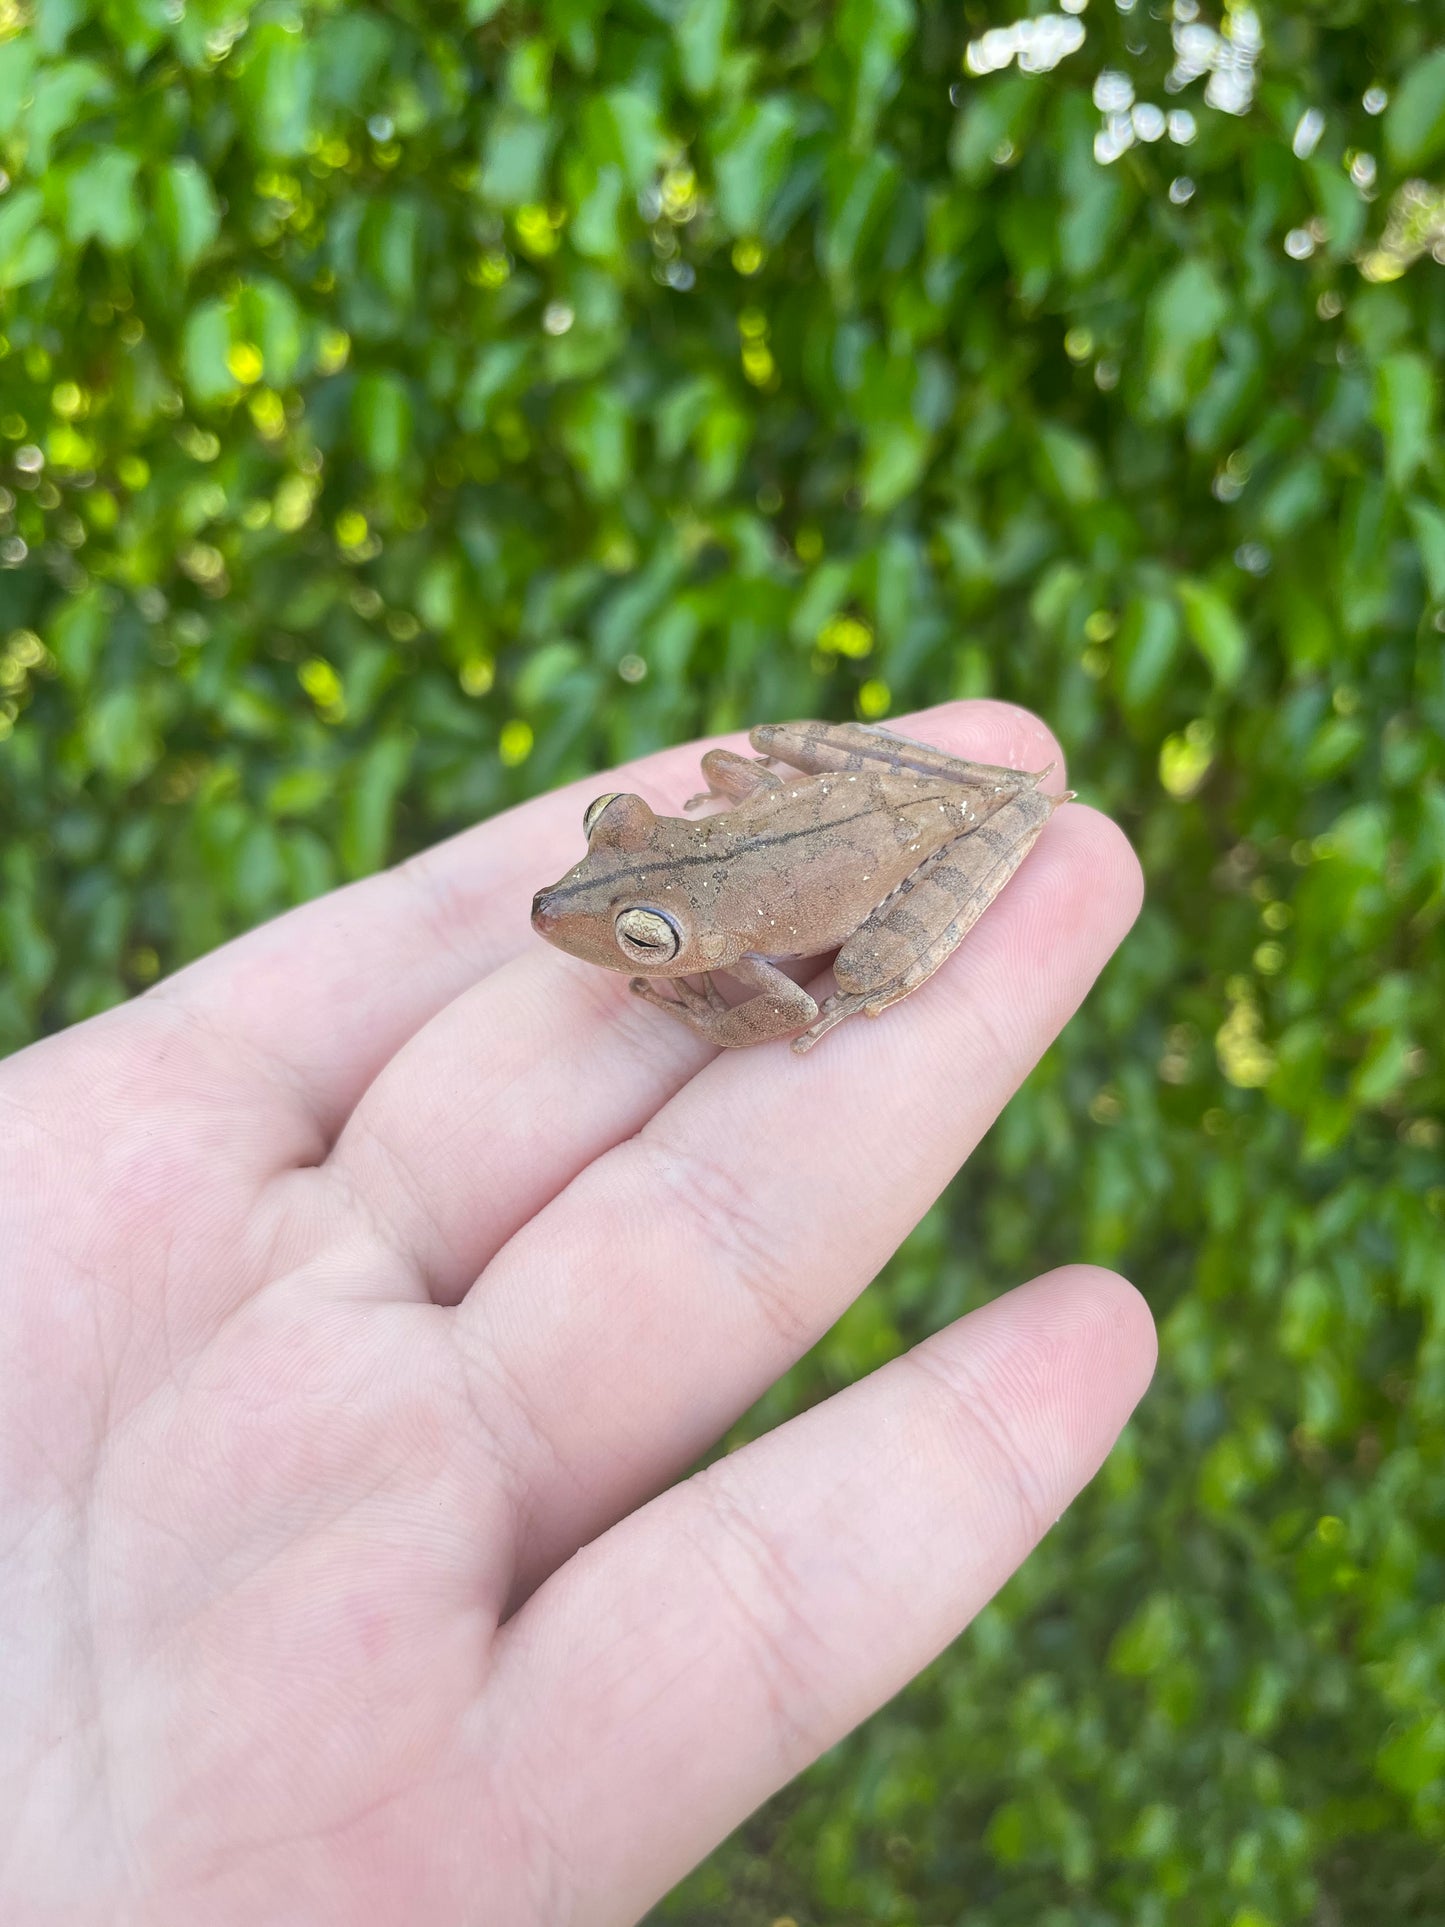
[880,904,932,945]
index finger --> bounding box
[146,704,1063,1148]
[143,728,753,1143]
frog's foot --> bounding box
[750,721,1051,798]
[630,955,818,1048]
[790,990,881,1054]
[630,972,730,1017]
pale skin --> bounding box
[531,719,1073,1050]
[0,701,1156,1927]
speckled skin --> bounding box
[530,721,1069,1052]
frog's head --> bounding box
[531,791,704,976]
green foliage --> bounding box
[2,0,1444,1920]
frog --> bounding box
[529,719,1072,1053]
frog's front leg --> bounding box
[683,748,784,812]
[793,785,1061,1053]
[630,953,818,1048]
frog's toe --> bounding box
[697,972,729,1011]
[791,990,868,1052]
[629,975,671,1005]
[667,974,728,1014]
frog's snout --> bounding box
[531,889,560,934]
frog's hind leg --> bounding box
[683,748,786,812]
[791,785,1064,1054]
[750,720,1051,800]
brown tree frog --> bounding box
[530,720,1071,1053]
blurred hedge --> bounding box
[3,0,1445,1919]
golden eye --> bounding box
[583,793,621,837]
[615,907,681,964]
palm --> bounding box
[1,702,1155,1927]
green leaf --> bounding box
[1305,155,1367,260]
[238,23,317,159]
[58,148,141,249]
[506,37,552,117]
[1374,353,1437,489]
[1407,499,1445,601]
[182,299,237,406]
[1036,423,1103,506]
[1385,47,1445,170]
[604,88,665,189]
[352,370,414,473]
[313,11,394,110]
[459,341,531,430]
[822,149,899,287]
[266,768,332,819]
[789,557,853,644]
[0,186,59,289]
[567,156,627,258]
[0,34,38,136]
[711,96,796,234]
[85,688,160,784]
[238,278,303,385]
[341,734,412,878]
[559,387,631,497]
[1178,580,1247,688]
[861,417,928,510]
[949,75,1038,186]
[1110,1593,1184,1676]
[360,198,422,306]
[675,0,730,98]
[1145,257,1229,418]
[24,58,110,172]
[479,109,552,207]
[1059,148,1128,279]
[154,157,219,274]
[31,0,88,57]
[836,0,914,145]
[1116,592,1182,714]
[1257,458,1328,539]
[46,584,107,684]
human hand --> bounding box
[0,700,1155,1927]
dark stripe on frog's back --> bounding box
[544,771,972,909]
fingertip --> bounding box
[1031,1262,1159,1409]
[1074,804,1145,934]
[1023,799,1145,954]
[942,1262,1157,1465]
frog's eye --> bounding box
[583,792,621,838]
[585,792,657,852]
[615,906,681,965]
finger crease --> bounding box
[902,1346,1055,1549]
[635,1131,814,1355]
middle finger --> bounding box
[458,793,1142,1598]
